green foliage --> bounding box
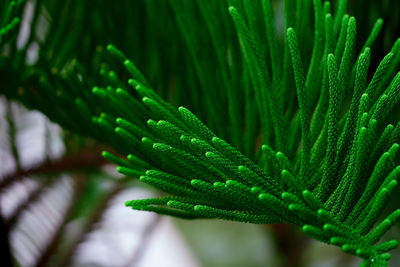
[0,0,23,44]
[2,0,400,265]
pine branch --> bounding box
[2,0,400,265]
[0,149,107,189]
[0,0,23,44]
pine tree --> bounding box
[2,0,400,266]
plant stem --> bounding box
[267,224,309,267]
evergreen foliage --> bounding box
[2,0,400,265]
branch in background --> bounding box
[267,224,309,267]
[128,214,161,267]
[55,183,124,267]
[0,149,108,190]
[6,102,21,172]
[5,179,53,229]
[32,174,86,267]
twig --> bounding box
[6,179,53,229]
[56,183,124,267]
[128,214,161,267]
[0,150,107,190]
[6,102,21,171]
[267,224,310,267]
[33,174,86,267]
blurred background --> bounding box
[1,0,400,266]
